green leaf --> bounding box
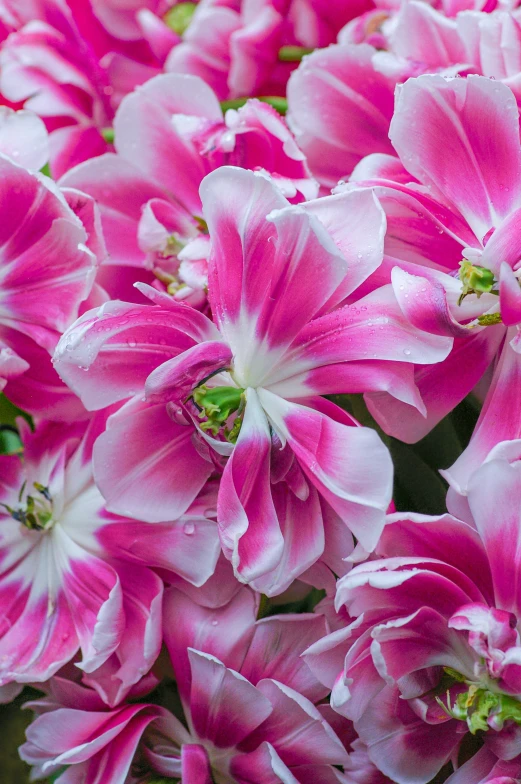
[0,394,32,428]
[0,428,22,455]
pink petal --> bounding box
[499,262,521,326]
[287,44,396,188]
[115,73,222,214]
[445,332,519,494]
[93,400,213,522]
[62,547,124,674]
[466,455,521,618]
[82,565,163,707]
[247,483,326,596]
[188,648,273,748]
[0,156,95,333]
[356,685,463,784]
[247,679,349,767]
[391,267,471,338]
[145,340,233,403]
[284,285,452,381]
[367,326,503,442]
[54,301,211,410]
[218,388,284,583]
[98,512,220,588]
[163,585,257,703]
[240,614,328,702]
[201,166,286,328]
[60,154,178,268]
[0,107,49,170]
[390,75,521,241]
[377,512,493,603]
[480,207,521,275]
[295,188,386,306]
[371,606,477,684]
[181,744,213,784]
[390,2,465,68]
[165,5,240,101]
[260,393,392,552]
[231,741,299,784]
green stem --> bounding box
[278,45,314,62]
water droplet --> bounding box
[211,619,218,626]
[183,522,195,535]
[403,349,411,356]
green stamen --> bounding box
[436,670,521,735]
[101,127,115,144]
[477,312,503,326]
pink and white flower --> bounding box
[0,413,219,702]
[304,441,521,782]
[0,153,97,418]
[338,74,521,444]
[20,587,359,783]
[54,167,452,593]
[60,71,317,308]
[164,0,375,100]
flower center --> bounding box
[192,384,245,443]
[2,482,54,531]
[437,667,521,734]
[458,260,497,305]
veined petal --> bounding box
[295,188,386,307]
[145,340,233,403]
[259,392,392,552]
[93,401,213,522]
[286,44,395,188]
[163,586,256,703]
[115,73,222,214]
[367,326,503,443]
[356,685,463,784]
[218,388,284,583]
[390,75,521,241]
[188,649,273,748]
[54,300,216,410]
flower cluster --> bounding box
[2,1,521,783]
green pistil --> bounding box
[220,96,288,116]
[278,45,314,62]
[192,385,244,442]
[458,260,496,305]
[437,668,521,734]
[164,2,197,36]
